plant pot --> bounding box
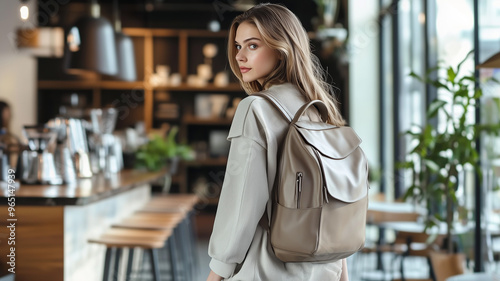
[122,152,136,169]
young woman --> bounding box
[207,4,348,281]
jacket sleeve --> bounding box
[208,135,269,278]
[208,96,271,277]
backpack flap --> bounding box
[295,125,368,203]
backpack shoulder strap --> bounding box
[293,100,329,124]
[254,93,329,124]
[252,93,293,122]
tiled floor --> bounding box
[193,211,434,281]
[196,238,211,281]
[194,240,431,281]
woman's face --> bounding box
[235,21,279,85]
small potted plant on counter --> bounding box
[135,126,194,172]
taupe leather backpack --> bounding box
[256,93,369,263]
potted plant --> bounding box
[398,50,499,253]
[135,126,194,172]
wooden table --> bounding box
[0,169,167,281]
[446,272,500,281]
[367,201,425,271]
[368,201,425,214]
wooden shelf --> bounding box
[123,28,229,38]
[153,83,242,92]
[183,115,233,125]
[184,158,228,167]
[39,80,242,92]
[38,80,145,90]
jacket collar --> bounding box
[264,83,307,119]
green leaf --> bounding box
[456,50,473,74]
[454,89,469,98]
[426,65,441,75]
[409,71,425,82]
[427,99,447,119]
[447,66,457,83]
[489,77,500,84]
[430,80,450,91]
[473,88,482,99]
[458,75,476,84]
[424,159,440,172]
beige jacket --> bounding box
[208,83,343,281]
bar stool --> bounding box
[137,194,200,280]
[100,228,172,280]
[112,212,185,280]
[88,229,168,281]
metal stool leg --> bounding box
[113,248,122,281]
[168,234,180,281]
[149,249,161,281]
[126,248,135,281]
[179,218,192,277]
[103,247,113,281]
[174,226,190,280]
[176,223,191,281]
[188,211,200,274]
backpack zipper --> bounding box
[296,172,303,208]
[313,149,329,203]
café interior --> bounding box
[1,0,500,280]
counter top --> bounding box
[0,169,167,206]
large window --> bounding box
[478,0,500,272]
[379,0,500,271]
[379,0,426,199]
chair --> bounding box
[428,251,465,281]
[88,228,170,281]
[357,210,421,280]
[138,193,200,279]
[393,231,445,281]
[111,194,200,281]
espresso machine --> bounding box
[19,125,63,185]
[89,108,123,177]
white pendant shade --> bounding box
[114,32,136,81]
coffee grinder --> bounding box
[20,125,63,185]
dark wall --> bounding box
[37,0,322,30]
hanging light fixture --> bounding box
[19,0,29,21]
[65,0,118,76]
[112,0,136,81]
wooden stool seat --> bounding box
[137,196,199,281]
[89,227,177,281]
[88,236,165,249]
[149,194,199,207]
[109,217,183,281]
[127,213,185,225]
[138,206,188,213]
[108,211,185,230]
[101,228,172,241]
[112,221,172,230]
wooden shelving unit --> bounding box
[36,28,246,202]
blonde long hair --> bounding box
[228,3,345,126]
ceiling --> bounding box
[36,0,322,31]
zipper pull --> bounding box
[296,172,303,208]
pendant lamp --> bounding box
[477,51,500,69]
[65,0,118,76]
[113,0,136,81]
